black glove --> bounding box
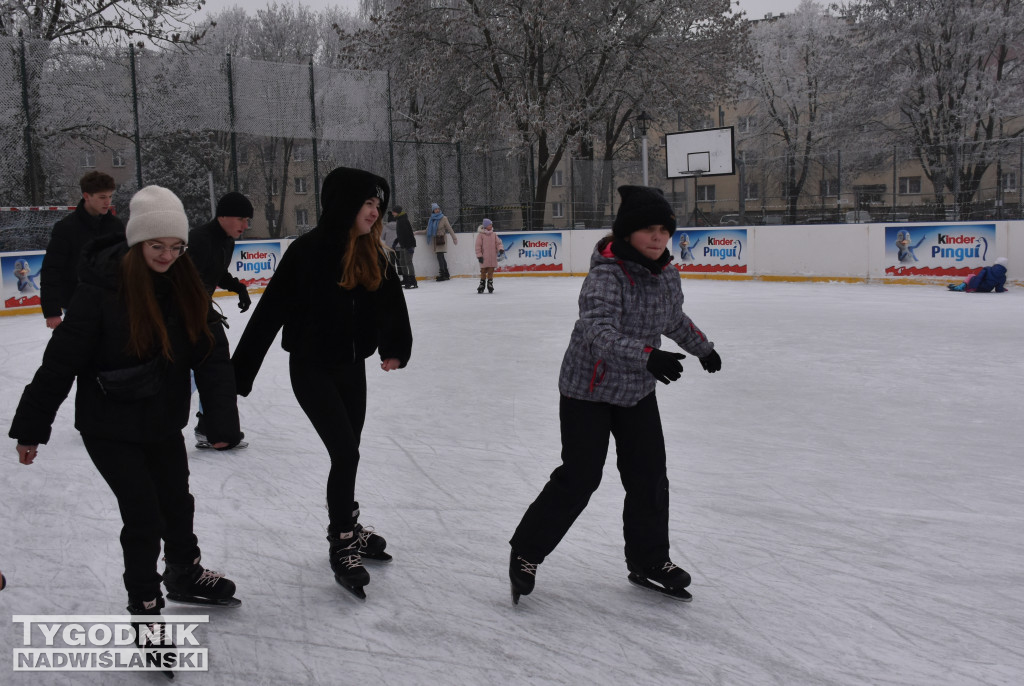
[235,288,251,313]
[477,256,484,264]
[646,349,685,384]
[699,349,721,373]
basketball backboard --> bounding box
[665,127,735,179]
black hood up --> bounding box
[313,167,390,249]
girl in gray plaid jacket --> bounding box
[508,185,722,604]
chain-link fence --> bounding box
[4,35,1022,249]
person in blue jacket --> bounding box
[948,257,1008,292]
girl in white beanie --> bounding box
[10,185,242,641]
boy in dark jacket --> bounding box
[508,185,723,604]
[40,171,125,329]
[391,205,418,288]
[188,192,254,447]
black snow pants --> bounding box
[83,434,200,604]
[289,355,367,534]
[510,392,671,567]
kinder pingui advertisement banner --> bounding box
[495,232,563,273]
[884,224,996,277]
[674,229,747,273]
[227,240,283,291]
[2,251,45,311]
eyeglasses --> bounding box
[145,242,188,256]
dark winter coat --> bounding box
[40,200,125,317]
[9,233,240,446]
[558,236,715,407]
[188,219,245,297]
[232,222,413,397]
[966,264,1008,293]
[393,212,416,250]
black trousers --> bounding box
[83,434,199,603]
[510,393,670,567]
[399,248,417,286]
[435,252,449,276]
[289,356,367,533]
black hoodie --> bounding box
[9,233,240,446]
[231,167,413,396]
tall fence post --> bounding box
[18,31,38,204]
[129,45,144,189]
[456,141,463,232]
[308,58,321,220]
[386,71,396,201]
[226,53,239,192]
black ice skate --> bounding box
[127,596,176,680]
[626,559,692,602]
[329,532,370,600]
[487,278,494,293]
[163,557,240,608]
[509,550,538,605]
[477,278,486,294]
[352,502,392,562]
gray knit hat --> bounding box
[126,185,189,247]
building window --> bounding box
[697,184,715,201]
[292,147,306,162]
[739,150,758,168]
[552,170,564,187]
[820,178,839,197]
[743,182,759,200]
[296,208,309,227]
[552,202,564,218]
[271,178,280,196]
[898,176,921,195]
[81,151,96,168]
[294,177,308,194]
[238,147,249,165]
[1001,172,1018,192]
[111,150,126,168]
[737,116,757,133]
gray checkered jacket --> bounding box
[558,238,715,407]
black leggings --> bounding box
[83,434,199,603]
[510,393,670,567]
[289,356,367,533]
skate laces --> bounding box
[660,561,680,574]
[355,526,377,547]
[194,568,227,587]
[516,556,537,577]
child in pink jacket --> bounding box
[474,218,504,293]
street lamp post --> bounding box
[637,111,652,187]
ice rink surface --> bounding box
[1,275,1022,685]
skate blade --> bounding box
[165,593,242,608]
[511,587,521,606]
[627,573,692,602]
[361,551,393,563]
[195,441,249,450]
[334,575,367,600]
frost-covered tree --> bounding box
[841,0,1024,218]
[348,0,746,229]
[737,0,858,222]
[1,0,208,46]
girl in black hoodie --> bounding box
[232,167,413,599]
[10,185,241,619]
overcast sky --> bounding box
[199,0,808,21]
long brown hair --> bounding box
[121,246,214,360]
[339,216,390,290]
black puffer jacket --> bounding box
[232,167,413,396]
[40,200,125,317]
[9,233,240,446]
[188,219,245,297]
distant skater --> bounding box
[508,185,723,604]
[475,218,504,293]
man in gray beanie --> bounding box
[188,191,254,449]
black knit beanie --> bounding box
[216,192,254,218]
[612,185,676,240]
[318,166,390,231]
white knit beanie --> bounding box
[126,185,189,247]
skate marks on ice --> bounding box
[2,280,1024,684]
